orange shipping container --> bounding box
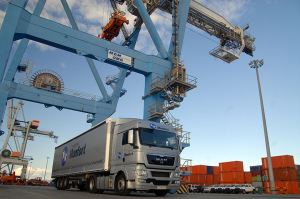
[190,174,206,185]
[220,171,245,184]
[191,165,207,175]
[213,174,220,184]
[219,161,244,172]
[262,155,295,169]
[263,181,299,194]
[244,172,252,183]
[206,175,213,185]
[262,167,298,181]
[213,166,220,174]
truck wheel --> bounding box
[55,179,60,189]
[88,176,97,193]
[58,178,64,190]
[115,173,130,195]
[154,190,168,197]
[63,178,69,190]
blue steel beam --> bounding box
[11,7,171,75]
[0,0,28,82]
[4,0,46,82]
[60,0,109,102]
[1,81,114,116]
[134,0,169,59]
[168,0,191,59]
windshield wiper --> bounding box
[158,145,175,150]
[145,143,157,147]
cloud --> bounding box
[200,0,248,22]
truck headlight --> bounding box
[136,169,147,177]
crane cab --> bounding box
[98,10,129,41]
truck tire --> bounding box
[88,176,97,193]
[154,190,168,197]
[115,173,130,195]
[63,178,69,190]
[58,178,64,190]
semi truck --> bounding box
[51,118,181,196]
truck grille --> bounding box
[151,171,170,177]
[147,155,175,166]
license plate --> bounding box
[157,185,167,190]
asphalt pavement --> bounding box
[0,185,300,199]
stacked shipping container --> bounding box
[261,155,299,194]
[219,161,244,184]
[250,165,263,189]
[296,165,300,192]
[180,155,300,195]
[181,165,221,185]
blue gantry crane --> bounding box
[0,0,255,150]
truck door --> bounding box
[121,131,135,164]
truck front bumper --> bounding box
[127,178,180,191]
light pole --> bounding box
[249,59,275,194]
[43,156,49,181]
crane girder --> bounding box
[159,0,255,61]
[116,0,255,61]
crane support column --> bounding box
[168,0,190,59]
[134,0,168,59]
[4,0,46,82]
[0,0,28,82]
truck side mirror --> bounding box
[128,130,134,145]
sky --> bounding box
[0,0,299,180]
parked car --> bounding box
[239,184,255,194]
[188,184,204,193]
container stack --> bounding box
[219,161,245,184]
[250,165,263,190]
[181,165,221,186]
[262,155,299,194]
[296,165,300,192]
[244,172,252,184]
[190,165,207,185]
[213,166,220,184]
[206,166,214,185]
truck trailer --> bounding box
[51,118,181,196]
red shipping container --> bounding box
[262,167,298,181]
[220,171,245,184]
[213,174,220,184]
[206,175,213,185]
[219,161,244,172]
[244,172,252,183]
[213,166,220,174]
[263,181,299,194]
[191,165,207,175]
[262,155,295,169]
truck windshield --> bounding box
[139,129,178,149]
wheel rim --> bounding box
[89,178,94,190]
[117,178,125,191]
[59,179,63,189]
[64,179,68,188]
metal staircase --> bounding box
[180,158,192,176]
